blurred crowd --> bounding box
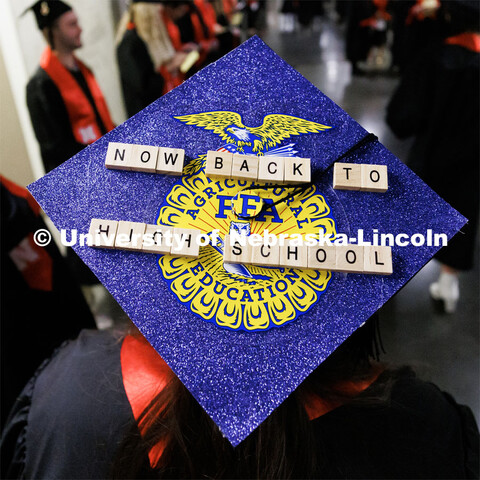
[116,0,246,117]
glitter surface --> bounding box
[28,37,466,446]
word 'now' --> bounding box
[105,142,185,174]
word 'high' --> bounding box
[89,219,200,257]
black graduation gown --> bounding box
[1,329,478,478]
[345,0,378,67]
[387,42,480,270]
[26,67,108,174]
[0,181,95,428]
[26,68,86,174]
[116,28,165,118]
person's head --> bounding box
[116,2,175,70]
[161,1,192,21]
[44,10,82,53]
[26,0,82,52]
[111,314,391,478]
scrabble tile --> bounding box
[156,147,185,175]
[114,221,147,251]
[205,151,233,178]
[250,243,280,267]
[142,224,173,254]
[284,157,311,184]
[105,142,134,170]
[257,156,285,183]
[335,245,364,273]
[223,234,251,264]
[361,164,388,192]
[278,239,308,269]
[89,219,118,249]
[307,245,337,270]
[232,154,258,180]
[130,144,159,173]
[171,228,200,257]
[363,245,393,275]
[333,163,362,190]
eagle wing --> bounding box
[173,111,245,144]
[248,114,332,150]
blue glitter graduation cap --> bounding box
[28,37,465,446]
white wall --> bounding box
[0,48,34,187]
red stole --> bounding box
[445,33,480,53]
[194,0,218,37]
[39,46,114,145]
[359,0,392,28]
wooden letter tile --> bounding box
[223,234,251,264]
[361,164,388,192]
[89,219,118,249]
[105,142,134,170]
[232,154,259,180]
[171,228,200,257]
[279,240,308,269]
[251,243,280,267]
[333,163,362,190]
[114,221,146,251]
[205,151,233,178]
[142,224,173,254]
[284,157,311,184]
[363,245,393,275]
[156,147,185,175]
[335,245,364,273]
[307,245,337,270]
[130,144,159,173]
[258,157,285,183]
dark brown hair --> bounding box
[110,315,403,478]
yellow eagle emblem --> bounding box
[174,111,332,155]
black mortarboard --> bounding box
[25,0,72,30]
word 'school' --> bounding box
[223,234,393,275]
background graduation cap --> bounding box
[28,36,465,446]
[24,0,72,30]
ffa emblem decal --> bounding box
[156,112,336,331]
